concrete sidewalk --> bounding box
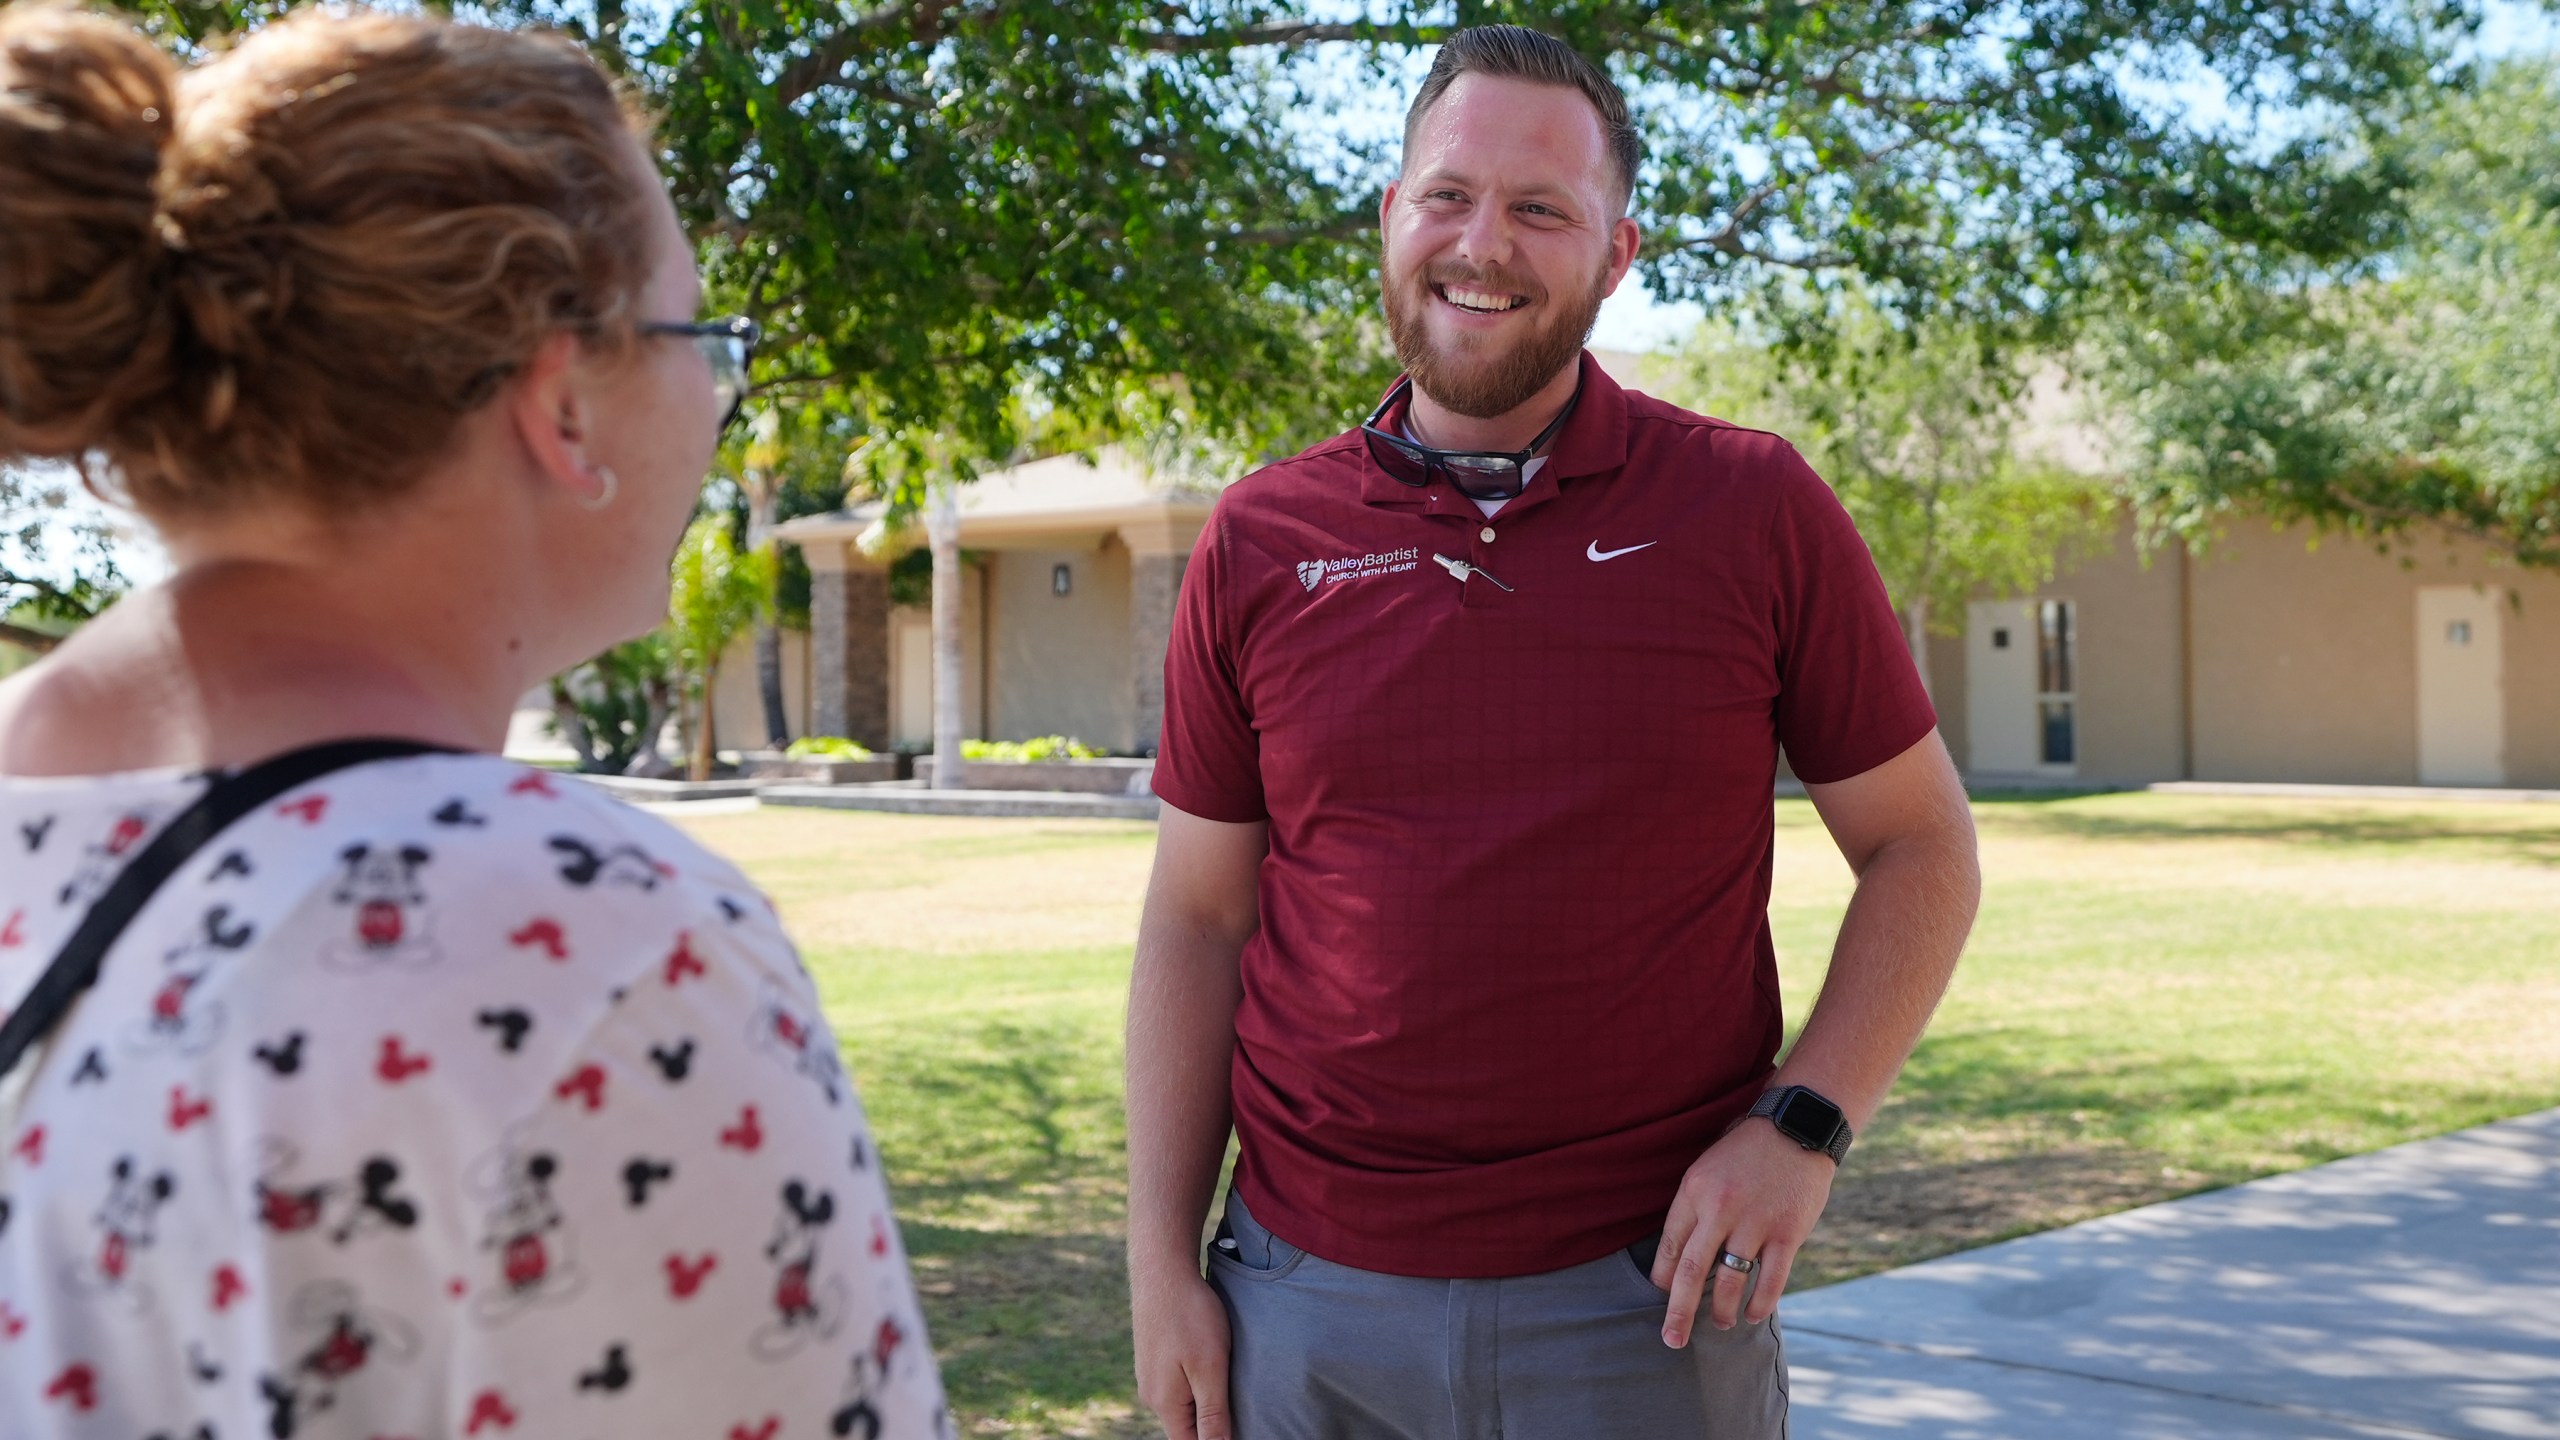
[1784,1108,2560,1439]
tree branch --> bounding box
[775,0,962,108]
[1136,22,1435,53]
[0,620,60,654]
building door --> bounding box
[2416,586,2505,786]
[1967,598,2078,774]
[1967,600,2039,772]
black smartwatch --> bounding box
[1750,1085,1853,1164]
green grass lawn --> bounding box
[674,794,2560,1439]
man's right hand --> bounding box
[1133,1265,1235,1440]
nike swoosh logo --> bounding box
[1587,541,1658,562]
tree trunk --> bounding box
[627,675,678,778]
[688,659,719,782]
[546,677,601,771]
[746,479,790,749]
[929,480,965,790]
[1904,595,1933,702]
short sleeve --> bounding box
[453,902,950,1440]
[1151,508,1268,822]
[1766,446,1940,784]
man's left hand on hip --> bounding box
[1650,1119,1839,1346]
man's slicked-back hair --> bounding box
[1402,25,1640,211]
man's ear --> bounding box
[507,331,611,506]
[1379,179,1401,233]
[1602,215,1642,297]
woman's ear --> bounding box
[507,332,612,506]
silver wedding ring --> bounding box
[1715,1249,1758,1275]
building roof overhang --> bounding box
[773,445,1217,556]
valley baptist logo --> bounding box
[1298,548,1420,592]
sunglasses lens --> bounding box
[1441,454,1524,500]
[1362,428,1433,488]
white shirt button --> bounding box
[1479,526,1497,543]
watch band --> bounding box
[1750,1085,1853,1164]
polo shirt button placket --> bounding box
[1461,519,1508,610]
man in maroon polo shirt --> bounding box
[1126,26,1981,1440]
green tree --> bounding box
[1671,299,2114,697]
[667,514,775,781]
[124,0,2473,438]
[2099,58,2560,567]
[1,466,124,654]
[546,634,680,776]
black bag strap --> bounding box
[0,738,456,1083]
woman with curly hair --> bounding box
[0,7,946,1435]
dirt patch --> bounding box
[1797,1144,2214,1289]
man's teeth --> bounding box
[1440,285,1525,313]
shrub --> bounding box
[785,736,874,760]
[958,735,1102,762]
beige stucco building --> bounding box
[767,448,1212,754]
[768,361,2555,786]
[1939,518,2558,789]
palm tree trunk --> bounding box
[745,479,790,749]
[929,479,965,790]
[689,658,719,782]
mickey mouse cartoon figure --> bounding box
[252,1138,422,1245]
[125,904,254,1055]
[257,1279,421,1439]
[57,807,161,908]
[749,987,847,1107]
[71,1155,176,1301]
[753,1180,847,1360]
[469,1140,583,1324]
[324,841,437,969]
[832,1312,949,1439]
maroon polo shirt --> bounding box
[1152,351,1936,1278]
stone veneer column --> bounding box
[1120,517,1202,755]
[804,541,892,750]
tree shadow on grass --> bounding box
[849,1018,1144,1432]
[902,1221,1148,1436]
[1972,797,2560,864]
[853,1018,1127,1213]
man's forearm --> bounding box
[1125,910,1248,1284]
[1773,824,1979,1131]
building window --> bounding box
[1052,563,1073,597]
[2037,600,2076,766]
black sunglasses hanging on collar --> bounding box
[1359,376,1580,503]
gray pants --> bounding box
[1208,1195,1789,1440]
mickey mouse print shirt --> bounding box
[0,752,949,1439]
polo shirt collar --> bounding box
[1357,350,1632,514]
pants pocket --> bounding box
[1623,1233,1672,1296]
[1207,1193,1308,1281]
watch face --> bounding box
[1775,1089,1844,1145]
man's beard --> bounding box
[1382,242,1610,421]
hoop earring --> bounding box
[581,465,619,512]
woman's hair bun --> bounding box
[1,7,652,518]
[0,3,181,461]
